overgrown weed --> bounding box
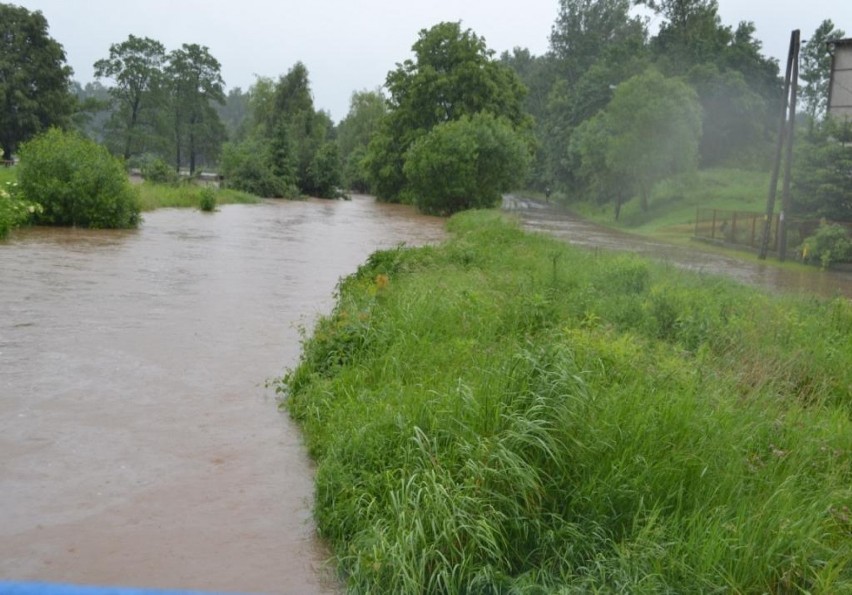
[282,210,852,592]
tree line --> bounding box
[2,0,849,220]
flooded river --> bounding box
[0,196,445,593]
[504,195,852,299]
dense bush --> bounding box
[219,137,297,198]
[198,187,216,212]
[18,129,140,228]
[0,179,41,239]
[403,113,530,215]
[139,155,179,185]
[802,222,852,268]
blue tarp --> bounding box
[0,584,242,595]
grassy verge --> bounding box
[281,210,851,593]
[570,168,769,238]
[135,182,260,211]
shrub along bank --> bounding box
[281,211,851,593]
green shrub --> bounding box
[403,113,530,215]
[198,187,216,212]
[0,179,41,239]
[801,222,851,268]
[18,129,140,228]
[220,137,297,198]
[140,155,179,185]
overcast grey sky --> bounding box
[12,0,852,122]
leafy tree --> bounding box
[217,86,251,141]
[687,64,766,165]
[793,119,852,221]
[800,19,845,126]
[366,22,529,202]
[0,3,75,161]
[219,65,338,198]
[366,23,529,201]
[17,128,140,228]
[573,70,702,215]
[337,89,387,192]
[403,113,530,215]
[166,43,226,174]
[307,142,343,199]
[71,80,113,141]
[534,0,648,191]
[220,136,294,198]
[550,0,646,85]
[94,35,167,160]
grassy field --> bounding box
[281,210,851,593]
[569,168,770,239]
[135,182,260,211]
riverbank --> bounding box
[282,210,851,592]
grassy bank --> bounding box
[571,167,769,239]
[281,211,851,592]
[136,182,259,211]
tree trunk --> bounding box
[189,129,196,175]
[640,187,649,211]
[614,194,623,221]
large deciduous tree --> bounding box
[573,70,702,217]
[94,35,166,160]
[166,43,226,174]
[0,3,74,161]
[365,21,530,203]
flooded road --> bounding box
[504,195,852,299]
[0,196,445,593]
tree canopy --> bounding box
[365,21,530,204]
[0,3,74,161]
[572,70,702,218]
[94,35,167,159]
[219,63,341,198]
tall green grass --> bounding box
[282,211,851,593]
[135,182,259,211]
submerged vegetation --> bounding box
[282,211,851,593]
[135,182,258,211]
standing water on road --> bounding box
[0,196,445,593]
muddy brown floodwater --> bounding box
[504,195,852,299]
[0,196,445,594]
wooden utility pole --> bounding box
[778,31,801,262]
[760,30,800,261]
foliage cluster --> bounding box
[138,154,179,185]
[17,129,140,229]
[283,211,851,593]
[364,22,532,214]
[219,64,341,198]
[198,187,217,212]
[403,113,530,214]
[93,36,226,173]
[802,222,852,268]
[794,118,852,222]
[501,0,783,214]
[0,176,41,239]
[0,3,75,162]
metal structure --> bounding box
[828,38,852,120]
